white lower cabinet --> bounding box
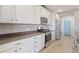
[3,47,18,53]
[1,34,45,53]
[3,44,33,53]
[18,44,33,53]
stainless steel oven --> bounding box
[40,17,48,25]
[45,32,52,47]
[37,29,52,47]
[45,32,51,43]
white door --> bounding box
[61,16,75,37]
[0,5,13,23]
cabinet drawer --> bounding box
[0,37,32,52]
[2,47,18,53]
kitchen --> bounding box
[0,5,79,53]
[0,5,55,53]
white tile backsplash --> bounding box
[0,24,49,34]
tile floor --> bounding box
[40,36,75,53]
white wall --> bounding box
[74,11,79,32]
[73,10,79,42]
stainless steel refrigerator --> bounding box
[55,20,61,40]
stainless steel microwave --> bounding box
[40,17,48,25]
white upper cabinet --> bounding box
[40,6,52,25]
[0,5,13,23]
[15,5,26,23]
[40,7,48,18]
[33,5,41,24]
[15,5,34,24]
[47,11,51,25]
[50,13,56,25]
[0,5,51,24]
[15,5,41,24]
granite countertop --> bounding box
[0,31,43,45]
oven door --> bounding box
[45,32,51,44]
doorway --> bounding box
[61,15,75,37]
[64,20,71,36]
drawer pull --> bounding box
[14,50,17,52]
[34,42,37,43]
[19,48,21,50]
[34,46,37,47]
[15,43,21,45]
[12,19,14,21]
[16,19,18,21]
[33,50,37,52]
[34,38,36,39]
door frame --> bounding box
[61,15,75,37]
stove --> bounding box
[37,29,52,47]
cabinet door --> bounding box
[17,37,35,53]
[0,5,13,23]
[15,5,27,23]
[3,47,18,53]
[47,12,51,25]
[33,6,41,24]
[17,44,33,53]
[41,7,48,18]
[38,34,45,49]
[50,13,56,26]
[15,5,34,24]
[32,34,45,52]
[25,5,35,24]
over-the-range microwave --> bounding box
[40,17,48,25]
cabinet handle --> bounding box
[12,19,14,21]
[34,42,37,43]
[19,48,21,50]
[34,38,36,39]
[33,50,37,52]
[15,43,21,45]
[14,50,17,52]
[34,46,37,47]
[16,19,18,21]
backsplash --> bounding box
[0,24,49,34]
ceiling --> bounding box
[45,5,79,13]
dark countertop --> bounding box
[0,31,43,45]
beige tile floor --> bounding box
[40,36,75,53]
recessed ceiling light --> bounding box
[57,9,62,12]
